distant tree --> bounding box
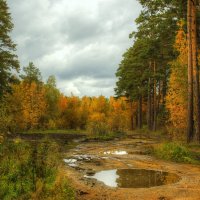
[20,62,42,84]
[44,75,60,128]
[46,75,56,87]
[0,0,20,97]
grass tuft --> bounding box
[153,142,200,164]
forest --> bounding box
[0,0,200,200]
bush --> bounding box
[47,119,57,130]
[87,121,110,136]
[0,100,12,134]
[87,113,110,136]
[153,142,197,163]
[0,138,75,200]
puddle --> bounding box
[85,169,180,188]
[103,151,127,155]
[64,154,100,168]
[74,154,96,160]
[63,159,77,164]
[68,163,78,167]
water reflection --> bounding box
[85,169,180,188]
[103,151,127,155]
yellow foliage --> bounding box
[89,112,106,122]
[108,97,131,132]
[8,82,46,130]
[7,83,134,132]
[166,22,188,137]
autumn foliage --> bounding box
[166,22,188,138]
[4,80,135,134]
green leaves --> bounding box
[0,0,20,97]
[20,62,42,84]
[0,139,73,200]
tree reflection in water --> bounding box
[86,169,180,188]
[116,169,180,188]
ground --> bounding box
[63,135,200,200]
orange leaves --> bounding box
[166,23,188,136]
[89,112,106,123]
[58,95,67,113]
[108,97,131,132]
[22,82,46,129]
[175,21,187,54]
[57,95,132,132]
[8,82,46,130]
[8,82,133,132]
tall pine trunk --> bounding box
[130,101,135,130]
[138,96,142,129]
[153,60,157,131]
[158,80,161,112]
[192,0,200,142]
[187,0,194,142]
[147,61,152,130]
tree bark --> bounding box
[138,96,142,129]
[147,61,152,130]
[158,80,161,112]
[130,101,135,130]
[153,60,157,131]
[192,0,200,142]
[187,0,194,143]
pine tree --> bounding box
[20,62,42,84]
[0,0,19,97]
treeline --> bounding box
[115,0,200,142]
[0,63,132,134]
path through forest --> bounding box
[63,135,200,200]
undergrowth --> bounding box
[0,138,75,200]
[153,142,200,164]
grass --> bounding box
[152,142,200,164]
[128,126,167,137]
[0,138,76,200]
[187,143,200,151]
[21,129,87,135]
[86,131,126,141]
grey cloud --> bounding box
[7,0,141,96]
[62,15,102,42]
[57,77,116,97]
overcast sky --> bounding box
[7,0,141,97]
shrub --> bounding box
[0,139,75,200]
[87,121,109,136]
[47,119,57,130]
[87,113,110,136]
[153,142,197,163]
[0,100,12,134]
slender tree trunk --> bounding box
[187,0,194,143]
[138,96,142,129]
[151,88,154,130]
[130,101,135,130]
[147,61,152,130]
[160,80,164,105]
[192,0,200,142]
[135,110,138,128]
[158,80,161,112]
[162,66,167,105]
[153,60,157,131]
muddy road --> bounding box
[63,135,200,200]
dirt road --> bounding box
[63,135,200,200]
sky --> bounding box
[7,0,141,97]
